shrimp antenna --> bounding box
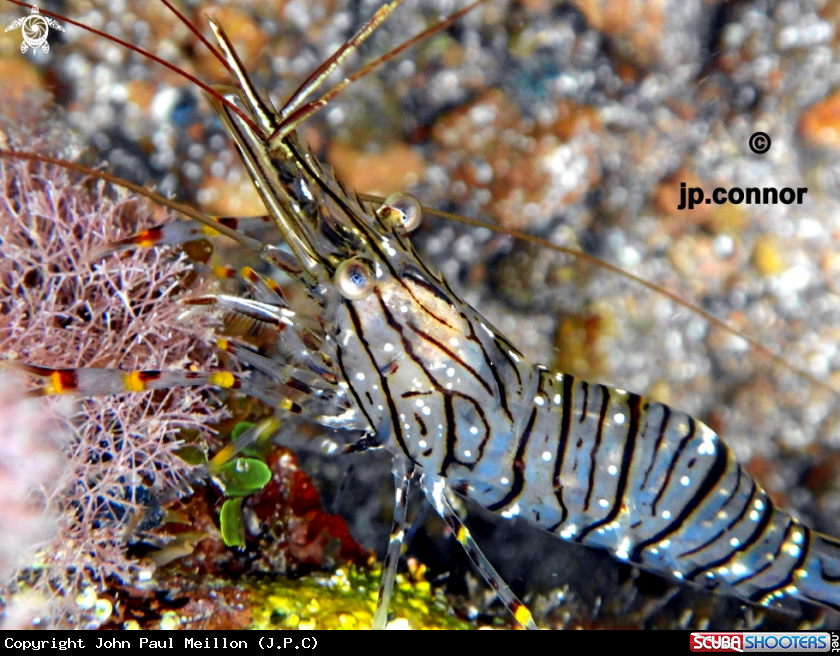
[158,0,232,75]
[314,0,489,109]
[0,149,262,252]
[4,0,259,134]
[269,0,489,139]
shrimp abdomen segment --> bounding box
[472,368,840,611]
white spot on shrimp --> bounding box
[356,372,365,381]
[446,367,455,377]
[501,503,520,519]
[384,343,394,352]
[378,405,384,411]
[560,524,577,539]
[508,350,520,363]
[463,450,472,458]
[732,563,746,575]
[608,465,618,476]
[613,413,625,425]
[418,440,427,448]
[500,477,510,485]
[793,532,803,544]
[660,539,671,548]
[698,426,716,455]
[681,476,691,486]
[599,499,609,508]
[554,394,562,405]
[755,500,765,511]
[615,389,626,395]
[422,406,431,416]
[535,396,545,406]
[449,338,459,347]
[400,305,408,313]
[415,399,424,408]
[786,545,801,558]
[470,426,479,435]
[673,571,684,580]
[750,510,760,521]
[542,451,552,462]
[662,510,672,520]
[730,537,740,547]
[555,373,564,381]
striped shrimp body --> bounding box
[344,229,840,614]
[7,0,840,629]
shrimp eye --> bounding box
[377,192,422,234]
[335,258,374,300]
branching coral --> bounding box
[0,117,225,627]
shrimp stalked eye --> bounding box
[377,191,422,234]
[335,257,374,300]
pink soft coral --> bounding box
[0,118,224,627]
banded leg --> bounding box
[92,216,307,279]
[372,455,414,630]
[421,473,537,630]
[183,294,335,381]
[91,215,279,255]
[7,363,304,415]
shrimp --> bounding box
[5,0,840,630]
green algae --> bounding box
[248,565,472,630]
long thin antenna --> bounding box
[281,0,405,118]
[159,0,232,74]
[0,149,263,252]
[268,0,486,141]
[269,0,489,141]
[5,0,258,133]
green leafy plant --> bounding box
[219,499,246,549]
[214,421,274,548]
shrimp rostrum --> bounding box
[12,0,840,629]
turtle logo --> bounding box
[5,6,64,54]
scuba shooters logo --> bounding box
[690,633,832,652]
